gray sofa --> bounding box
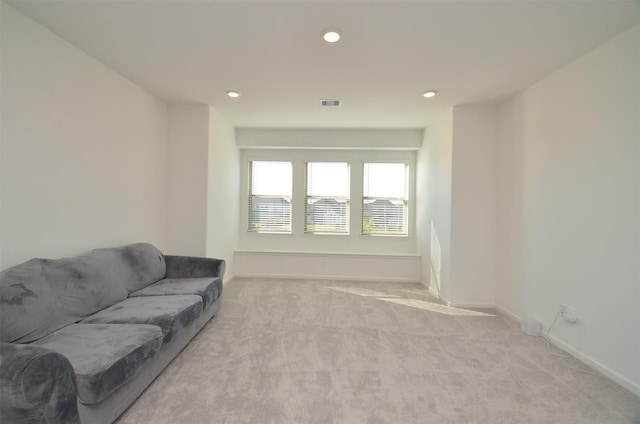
[0,243,224,424]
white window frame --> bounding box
[305,161,350,235]
[361,162,409,236]
[247,160,293,234]
[239,149,416,254]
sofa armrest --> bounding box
[0,342,79,424]
[164,255,226,280]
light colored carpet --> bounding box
[116,278,640,424]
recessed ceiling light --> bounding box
[322,30,341,43]
[423,90,438,98]
[226,91,241,98]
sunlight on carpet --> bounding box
[328,286,494,317]
[326,286,402,298]
[377,297,495,317]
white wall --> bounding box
[1,4,169,268]
[415,129,431,287]
[496,96,526,317]
[496,24,640,395]
[236,128,423,150]
[234,251,421,282]
[206,108,240,278]
[167,105,209,256]
[418,106,498,308]
[450,106,497,306]
[417,109,454,302]
[166,105,240,277]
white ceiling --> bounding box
[7,0,640,128]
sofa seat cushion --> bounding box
[80,296,203,343]
[32,324,163,405]
[129,277,221,309]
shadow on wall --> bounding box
[430,221,442,296]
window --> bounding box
[240,149,415,252]
[305,162,350,234]
[248,161,292,233]
[362,162,408,236]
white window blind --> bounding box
[362,162,408,235]
[248,161,292,233]
[305,162,350,234]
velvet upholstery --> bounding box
[0,254,128,343]
[32,324,163,405]
[0,243,225,424]
[79,296,203,343]
[165,255,225,280]
[77,296,223,424]
[0,342,79,424]
[92,243,166,293]
[129,277,222,308]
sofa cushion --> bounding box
[0,255,129,343]
[80,296,203,343]
[32,324,163,405]
[92,243,166,293]
[129,277,222,309]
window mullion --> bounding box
[291,160,306,235]
[351,161,364,236]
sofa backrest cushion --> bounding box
[91,243,166,293]
[0,254,129,343]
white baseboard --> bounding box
[544,332,640,398]
[232,272,420,283]
[418,279,429,289]
[432,290,450,306]
[425,284,451,306]
[450,302,497,310]
[494,306,640,398]
[494,305,521,322]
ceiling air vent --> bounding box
[320,99,342,107]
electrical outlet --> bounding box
[559,304,578,324]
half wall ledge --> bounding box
[233,250,422,282]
